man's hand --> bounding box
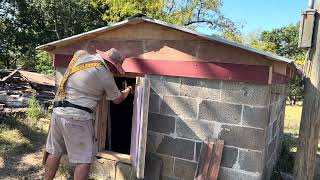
[128,84,135,94]
[112,85,134,104]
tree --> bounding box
[0,0,106,70]
[257,24,306,103]
[246,31,277,53]
[260,23,305,60]
[32,0,106,40]
[221,31,244,44]
[89,0,239,34]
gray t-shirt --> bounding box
[53,52,121,121]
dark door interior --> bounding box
[107,77,135,154]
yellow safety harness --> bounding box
[52,52,105,103]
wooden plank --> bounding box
[130,85,143,167]
[202,142,214,179]
[95,100,102,150]
[98,98,108,151]
[107,101,112,151]
[294,3,320,180]
[195,141,208,180]
[95,95,109,152]
[136,77,150,179]
[96,151,131,164]
[272,72,290,84]
[208,140,224,180]
[54,54,271,84]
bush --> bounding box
[27,96,45,120]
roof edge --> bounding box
[36,16,292,64]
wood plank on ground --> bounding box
[195,139,224,180]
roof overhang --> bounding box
[36,16,293,64]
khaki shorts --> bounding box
[45,112,97,163]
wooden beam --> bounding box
[54,54,271,84]
[272,72,290,84]
[96,151,131,164]
[294,2,320,180]
[208,140,224,180]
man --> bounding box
[44,48,134,180]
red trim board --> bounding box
[272,72,289,84]
[54,54,273,84]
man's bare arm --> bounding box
[112,86,134,104]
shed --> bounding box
[37,16,293,180]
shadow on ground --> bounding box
[0,112,48,179]
[272,132,320,180]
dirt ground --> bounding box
[0,112,47,179]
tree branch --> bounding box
[184,20,214,26]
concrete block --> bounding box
[271,84,287,94]
[199,100,242,124]
[263,147,278,180]
[162,75,181,83]
[160,96,197,119]
[239,149,263,173]
[173,159,197,180]
[219,124,265,150]
[270,93,280,103]
[269,103,281,123]
[176,118,218,141]
[148,113,175,135]
[161,176,179,180]
[221,146,238,168]
[180,78,220,100]
[147,153,174,177]
[150,76,181,95]
[90,158,116,179]
[115,162,135,180]
[149,93,161,113]
[218,167,261,180]
[221,81,271,106]
[146,132,195,160]
[195,142,202,161]
[272,120,277,138]
[265,124,273,144]
[243,105,269,129]
[148,74,161,80]
[145,154,162,180]
[267,136,276,159]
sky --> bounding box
[198,0,308,35]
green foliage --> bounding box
[221,31,244,44]
[288,75,304,105]
[256,24,306,102]
[89,0,239,33]
[1,0,238,71]
[34,50,54,75]
[27,96,45,120]
[260,23,305,60]
[246,31,277,53]
[0,0,106,70]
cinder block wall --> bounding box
[263,84,287,180]
[146,75,287,180]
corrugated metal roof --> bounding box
[36,16,292,64]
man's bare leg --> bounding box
[74,163,91,180]
[45,154,62,180]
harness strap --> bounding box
[53,53,104,101]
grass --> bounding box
[275,103,320,178]
[274,104,302,176]
[0,111,50,179]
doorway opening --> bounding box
[106,76,136,154]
